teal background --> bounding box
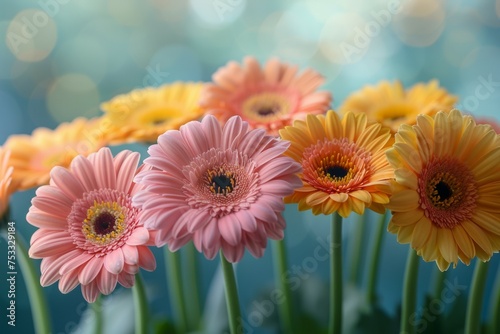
[1,1,500,333]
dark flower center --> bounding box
[325,165,349,180]
[206,167,236,196]
[93,212,116,235]
[434,181,452,202]
[256,105,280,116]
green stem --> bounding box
[272,238,294,334]
[185,242,202,330]
[14,230,52,334]
[365,211,387,306]
[220,251,242,334]
[432,268,446,302]
[489,268,500,334]
[400,249,420,334]
[133,273,149,334]
[91,295,103,334]
[164,248,189,334]
[465,260,489,334]
[348,214,367,286]
[329,213,343,334]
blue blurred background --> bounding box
[1,0,500,333]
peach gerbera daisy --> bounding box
[27,147,156,303]
[5,117,106,190]
[133,115,302,262]
[0,147,15,218]
[386,109,500,271]
[279,110,394,217]
[339,80,457,133]
[200,57,332,136]
[100,82,205,143]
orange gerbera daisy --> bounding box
[200,57,332,136]
[0,147,15,218]
[386,109,500,271]
[100,82,205,144]
[4,117,106,190]
[279,110,394,217]
[339,80,457,133]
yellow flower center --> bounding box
[242,93,290,121]
[132,108,184,127]
[375,103,417,122]
[82,201,126,245]
[205,166,236,196]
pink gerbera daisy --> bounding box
[133,115,302,262]
[27,147,156,303]
[200,57,332,136]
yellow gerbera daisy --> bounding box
[339,80,457,133]
[100,82,205,143]
[386,109,500,271]
[0,147,15,218]
[279,110,394,217]
[4,117,106,190]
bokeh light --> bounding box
[46,73,100,123]
[5,9,58,62]
[392,0,446,47]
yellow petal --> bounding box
[437,228,458,265]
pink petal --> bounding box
[31,196,71,219]
[254,143,289,167]
[34,185,73,207]
[59,252,90,275]
[122,244,139,265]
[244,236,265,258]
[79,256,104,285]
[92,147,117,189]
[236,209,258,232]
[201,114,222,149]
[81,282,99,303]
[221,241,244,263]
[124,263,139,275]
[71,155,98,192]
[137,246,156,271]
[104,249,125,275]
[218,214,242,246]
[222,116,248,150]
[29,231,74,258]
[250,201,277,223]
[26,210,68,229]
[259,194,285,212]
[202,219,220,252]
[261,180,299,196]
[181,120,209,157]
[259,157,301,183]
[59,269,81,294]
[97,267,118,295]
[114,150,140,192]
[50,167,85,200]
[118,273,135,288]
[40,250,80,286]
[126,227,150,245]
[187,210,211,233]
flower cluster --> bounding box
[1,56,499,333]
